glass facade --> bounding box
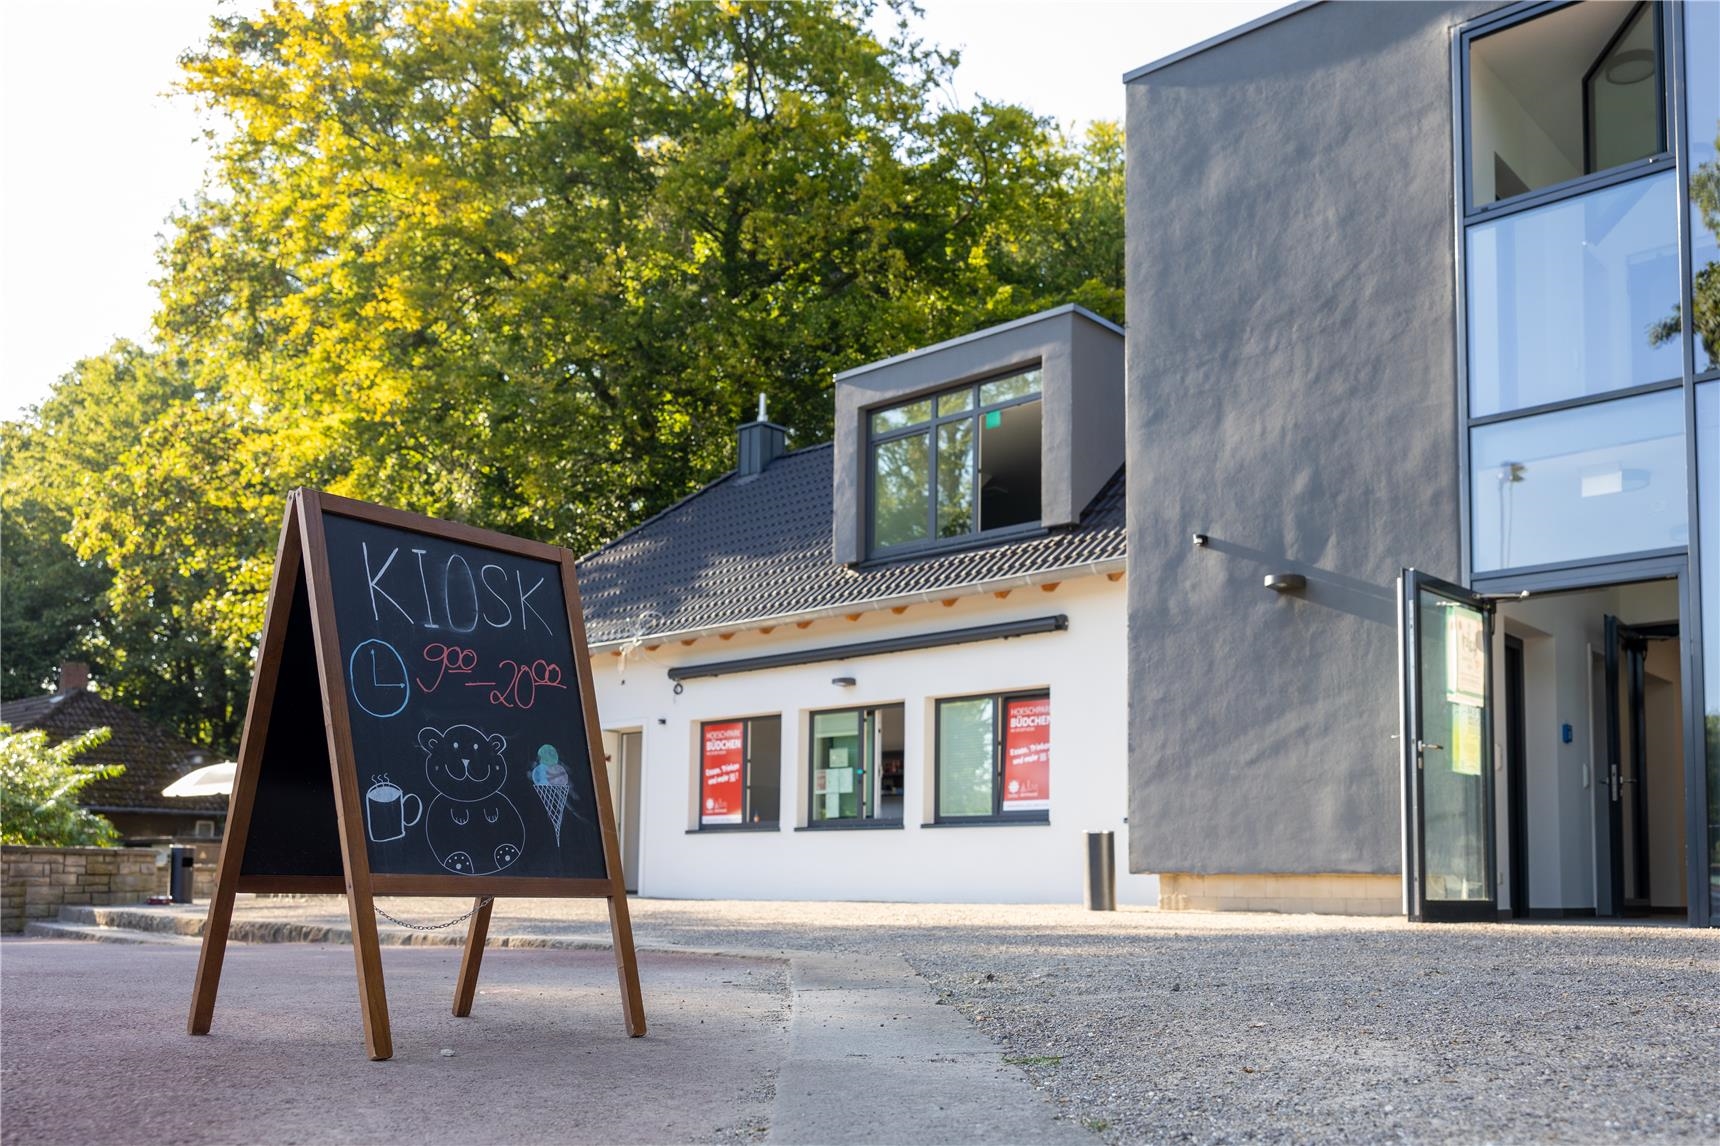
[1461,2,1717,924]
[1692,0,1719,376]
[1466,173,1681,416]
[1470,389,1687,572]
[1700,382,1719,919]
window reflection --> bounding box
[1468,172,1680,415]
[1470,389,1687,572]
[1687,0,1719,374]
[936,419,973,537]
[872,433,929,548]
[936,697,994,818]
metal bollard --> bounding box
[169,845,195,904]
[1084,830,1116,911]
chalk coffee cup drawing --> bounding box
[365,775,423,843]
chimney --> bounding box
[736,392,788,477]
[58,661,90,693]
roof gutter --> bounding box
[583,555,1123,654]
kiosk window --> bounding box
[934,692,1050,822]
[809,705,905,825]
[699,716,781,828]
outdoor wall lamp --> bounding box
[1264,573,1306,594]
[832,676,857,687]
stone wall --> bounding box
[1157,873,1400,917]
[1,846,164,933]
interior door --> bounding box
[620,731,642,894]
[1400,569,1497,921]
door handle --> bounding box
[1417,741,1443,752]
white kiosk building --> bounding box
[577,306,1149,903]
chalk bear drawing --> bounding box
[418,725,525,875]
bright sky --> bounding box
[0,0,1279,421]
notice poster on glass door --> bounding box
[1002,696,1051,812]
[1445,608,1486,707]
[701,721,745,825]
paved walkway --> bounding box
[4,900,1087,1145]
[1,940,788,1145]
[11,897,1720,1143]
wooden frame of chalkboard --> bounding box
[187,489,645,1060]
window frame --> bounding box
[803,704,906,829]
[695,715,781,832]
[932,689,1051,825]
[864,366,1045,559]
[1460,0,1674,223]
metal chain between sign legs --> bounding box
[373,897,494,931]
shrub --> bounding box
[0,724,124,846]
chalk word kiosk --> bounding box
[188,489,644,1060]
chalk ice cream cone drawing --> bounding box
[531,744,572,847]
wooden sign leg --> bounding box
[452,897,494,1017]
[608,893,647,1037]
[344,880,393,1061]
[187,873,239,1035]
[190,497,300,1037]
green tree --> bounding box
[5,0,1125,748]
[1,342,192,701]
[0,725,124,847]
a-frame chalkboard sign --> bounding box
[188,489,644,1060]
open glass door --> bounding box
[1400,570,1497,921]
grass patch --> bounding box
[1082,1118,1111,1132]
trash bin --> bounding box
[170,845,195,904]
[1084,830,1116,911]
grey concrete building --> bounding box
[1124,1,1718,925]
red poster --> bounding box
[1002,697,1050,812]
[701,721,745,825]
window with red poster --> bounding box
[1001,696,1050,813]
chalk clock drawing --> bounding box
[418,724,524,875]
[348,639,411,718]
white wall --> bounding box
[1468,53,1579,204]
[586,575,1153,904]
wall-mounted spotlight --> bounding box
[1191,533,1209,548]
[832,676,857,688]
[1264,573,1306,594]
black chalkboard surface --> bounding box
[323,512,606,881]
[193,490,644,1061]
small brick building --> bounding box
[0,664,228,844]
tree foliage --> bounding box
[0,725,125,847]
[2,0,1124,749]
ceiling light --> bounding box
[1604,49,1655,86]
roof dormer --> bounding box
[831,305,1124,565]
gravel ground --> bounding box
[215,896,1718,1144]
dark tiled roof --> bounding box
[0,690,228,816]
[577,445,1125,646]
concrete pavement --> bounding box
[1,928,1083,1145]
[2,939,787,1144]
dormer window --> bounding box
[868,368,1043,554]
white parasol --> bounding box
[162,760,237,798]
